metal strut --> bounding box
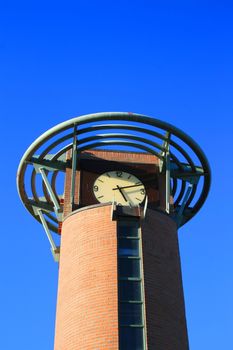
[33,164,62,221]
[176,182,194,227]
[70,124,77,209]
[37,209,60,262]
[39,168,60,212]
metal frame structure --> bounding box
[117,219,146,349]
[17,112,211,257]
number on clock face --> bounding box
[93,171,146,206]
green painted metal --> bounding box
[71,124,77,208]
[29,157,67,172]
[176,183,195,227]
[17,112,211,233]
[36,167,61,214]
[37,209,57,251]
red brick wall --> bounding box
[80,149,159,164]
[54,204,119,350]
[141,209,189,350]
[63,150,81,217]
[57,150,188,349]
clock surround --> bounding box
[63,149,162,215]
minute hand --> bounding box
[116,185,128,202]
[112,184,143,190]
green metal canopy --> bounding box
[17,112,211,237]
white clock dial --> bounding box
[93,171,146,206]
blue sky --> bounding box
[0,1,233,349]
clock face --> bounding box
[93,171,146,206]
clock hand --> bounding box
[116,185,128,202]
[112,183,143,190]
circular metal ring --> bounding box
[17,112,211,231]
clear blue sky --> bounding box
[1,1,232,349]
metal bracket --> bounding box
[170,162,205,182]
[29,154,67,172]
[29,198,54,212]
[51,247,60,263]
[35,208,60,262]
[175,181,195,227]
[33,164,62,221]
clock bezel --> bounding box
[92,170,146,207]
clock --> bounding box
[93,171,146,206]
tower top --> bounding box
[17,112,211,233]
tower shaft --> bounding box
[54,204,189,349]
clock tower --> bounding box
[17,112,211,350]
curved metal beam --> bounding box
[17,112,211,232]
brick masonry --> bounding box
[54,204,118,350]
[142,209,189,350]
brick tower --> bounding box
[17,112,211,350]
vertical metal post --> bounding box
[70,124,77,209]
[165,151,171,214]
[159,131,171,214]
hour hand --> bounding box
[116,185,128,203]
